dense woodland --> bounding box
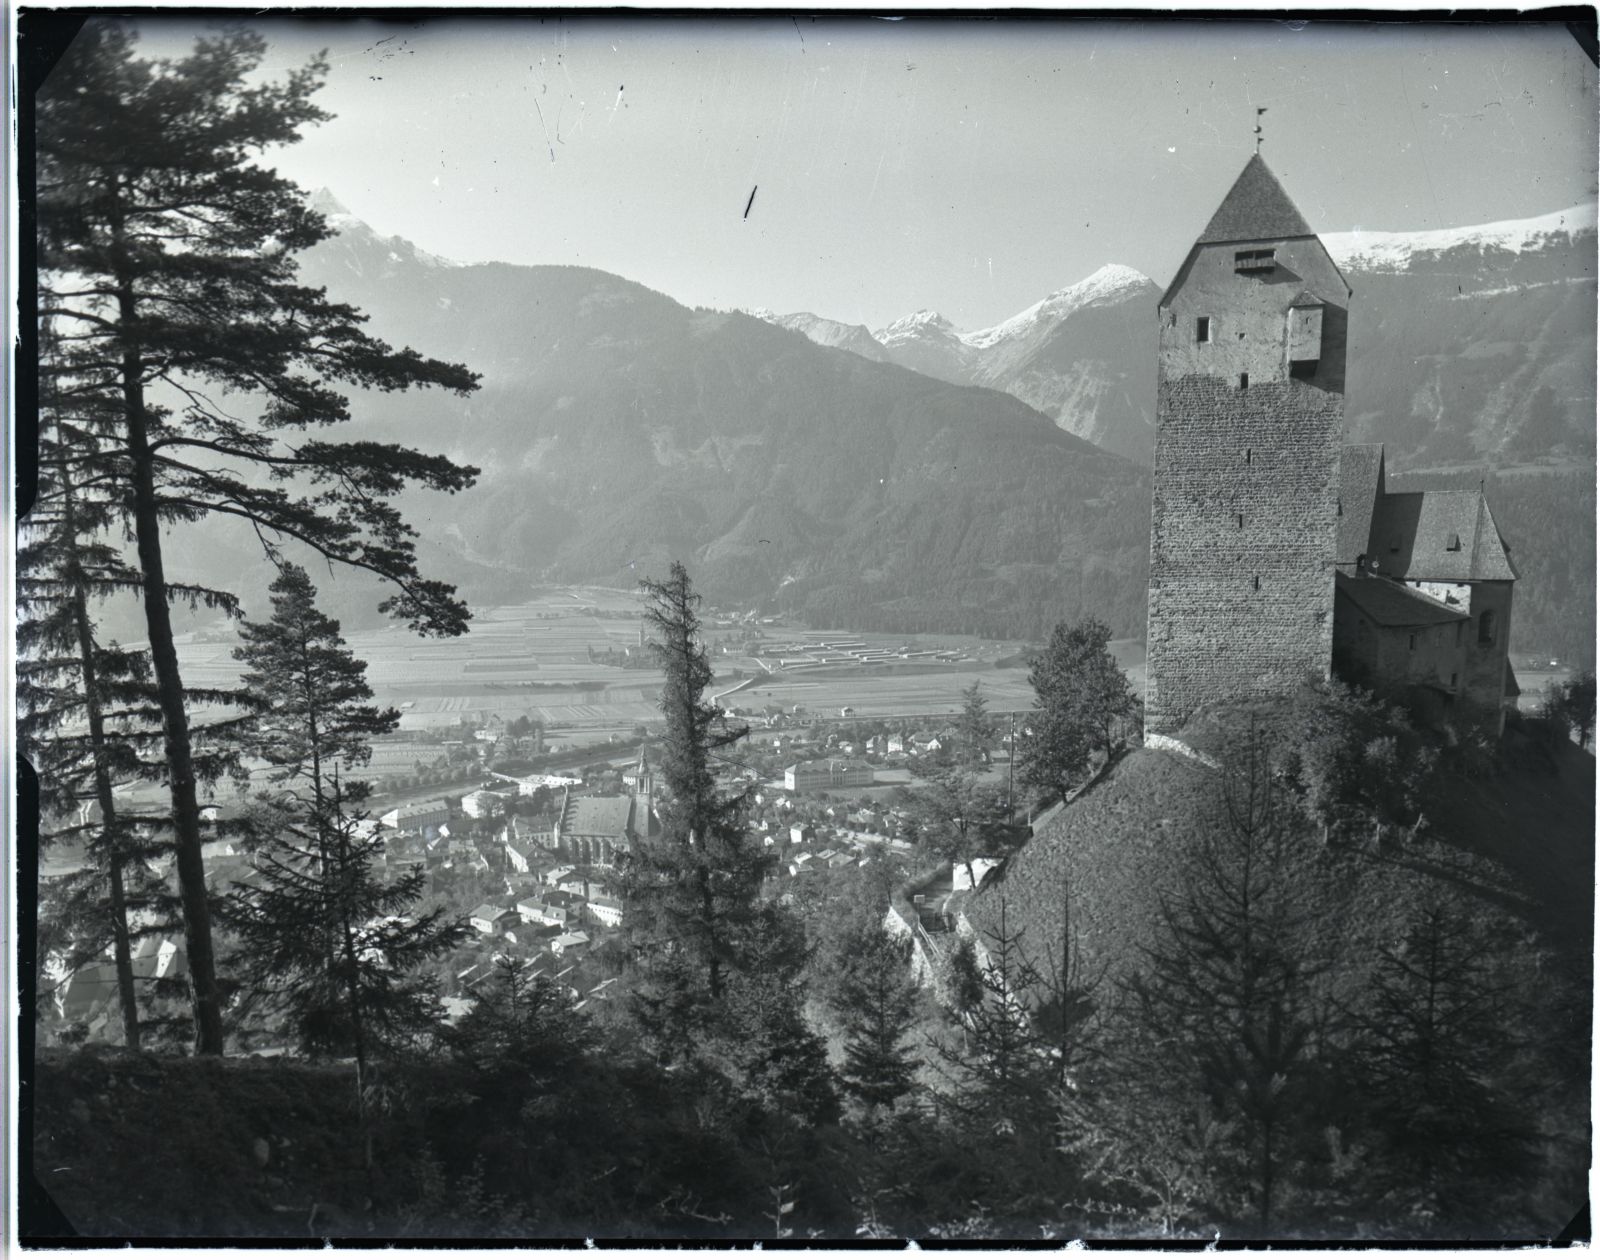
[18,20,1595,1243]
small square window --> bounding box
[1196,316,1211,343]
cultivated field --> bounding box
[169,587,1097,739]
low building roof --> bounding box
[393,800,450,820]
[470,903,509,921]
[1335,573,1468,628]
[1367,489,1517,584]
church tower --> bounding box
[629,748,657,840]
[1144,155,1351,735]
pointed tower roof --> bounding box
[1196,154,1315,245]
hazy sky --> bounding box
[126,16,1596,331]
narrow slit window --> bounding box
[1408,633,1417,651]
[1236,513,1245,530]
[1239,372,1249,390]
[1252,575,1261,592]
[1244,448,1252,465]
[1450,672,1458,687]
[1478,609,1497,645]
[1196,316,1211,343]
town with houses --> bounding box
[46,689,1008,1042]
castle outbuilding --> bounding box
[1145,155,1517,737]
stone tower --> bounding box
[1144,155,1352,735]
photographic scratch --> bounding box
[532,94,556,162]
[744,185,758,220]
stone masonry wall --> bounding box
[1145,374,1343,734]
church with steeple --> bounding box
[548,748,659,866]
[1145,155,1518,739]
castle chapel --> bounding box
[1145,155,1518,738]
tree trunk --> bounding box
[62,460,142,1050]
[118,281,225,1056]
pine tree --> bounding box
[834,925,922,1115]
[227,773,465,1083]
[225,567,461,1067]
[904,764,1001,889]
[36,22,481,1053]
[1020,617,1136,802]
[934,899,1052,1129]
[957,681,994,765]
[1120,728,1331,1231]
[18,345,230,1046]
[225,561,406,1039]
[622,563,770,1053]
[1345,895,1546,1226]
[718,905,839,1127]
[233,561,400,838]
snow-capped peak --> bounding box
[960,263,1154,350]
[875,309,956,341]
[307,188,466,268]
[1324,203,1597,272]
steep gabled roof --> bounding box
[1337,444,1386,564]
[1335,572,1468,628]
[1471,496,1518,582]
[561,794,635,840]
[1197,154,1315,244]
[1160,155,1350,307]
[1367,489,1518,583]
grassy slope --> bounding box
[967,722,1593,988]
[961,718,1592,1232]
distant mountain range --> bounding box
[284,192,1151,642]
[756,203,1597,470]
[132,190,1587,663]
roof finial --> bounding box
[1255,107,1268,154]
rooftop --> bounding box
[1335,572,1468,628]
[1196,154,1315,245]
[1337,444,1386,564]
[1367,489,1517,583]
[560,794,636,839]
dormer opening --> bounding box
[1234,248,1276,274]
